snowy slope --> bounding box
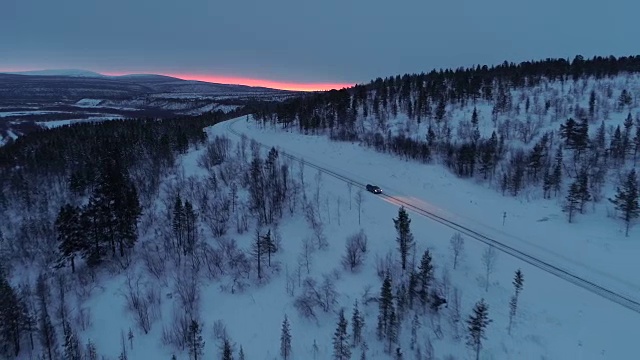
[30,115,635,360]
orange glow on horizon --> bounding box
[0,67,355,91]
[104,71,354,92]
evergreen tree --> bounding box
[332,309,351,360]
[394,347,403,360]
[508,269,524,335]
[252,228,264,280]
[610,169,640,236]
[0,269,23,358]
[173,195,185,252]
[351,300,364,347]
[187,320,204,360]
[564,181,582,223]
[183,200,197,255]
[409,312,420,350]
[222,338,233,360]
[417,250,434,310]
[377,274,394,340]
[238,346,246,360]
[55,204,84,272]
[85,340,98,360]
[62,321,82,360]
[393,206,414,270]
[386,304,398,353]
[577,169,591,213]
[36,275,57,360]
[280,315,292,360]
[467,299,492,360]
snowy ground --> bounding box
[48,115,639,360]
[217,116,637,358]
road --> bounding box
[224,117,640,315]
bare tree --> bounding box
[482,246,498,292]
[336,197,342,226]
[342,230,369,272]
[174,262,201,319]
[298,237,315,274]
[449,233,465,270]
[123,272,161,334]
[347,182,353,209]
[355,189,364,225]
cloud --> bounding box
[1,0,638,85]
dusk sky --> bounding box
[1,0,638,90]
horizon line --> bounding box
[0,67,355,92]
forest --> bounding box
[0,55,638,360]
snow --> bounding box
[36,115,125,128]
[5,69,106,77]
[41,113,637,360]
[2,71,639,359]
[74,99,104,107]
[0,110,67,117]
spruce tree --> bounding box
[0,269,23,357]
[222,338,233,360]
[280,315,292,360]
[187,320,204,360]
[610,169,640,236]
[238,346,245,360]
[409,312,420,350]
[332,309,351,360]
[508,269,524,334]
[393,206,414,270]
[417,250,434,310]
[564,181,581,223]
[467,299,492,360]
[55,204,84,273]
[377,274,394,340]
[351,300,364,347]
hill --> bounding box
[1,55,639,360]
[0,71,298,146]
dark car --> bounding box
[366,184,382,194]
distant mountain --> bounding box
[7,69,106,78]
[0,71,302,145]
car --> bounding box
[366,184,382,194]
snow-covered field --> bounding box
[57,115,637,360]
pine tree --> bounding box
[377,274,394,340]
[467,299,492,360]
[393,206,414,270]
[610,169,640,236]
[508,269,524,334]
[187,320,204,360]
[238,346,246,360]
[332,309,351,360]
[280,315,292,360]
[351,300,364,347]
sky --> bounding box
[1,0,639,91]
